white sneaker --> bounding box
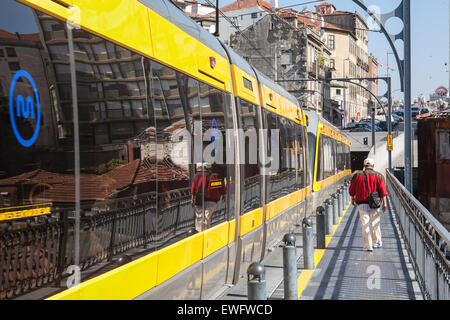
[373,242,382,249]
[363,246,373,252]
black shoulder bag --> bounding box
[363,172,382,209]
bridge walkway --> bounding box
[218,198,423,300]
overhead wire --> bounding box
[202,0,280,76]
[200,0,381,33]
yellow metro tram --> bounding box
[0,0,351,300]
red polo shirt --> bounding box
[348,169,388,204]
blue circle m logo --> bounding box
[9,70,41,147]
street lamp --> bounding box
[342,58,351,124]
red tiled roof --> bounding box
[322,11,352,16]
[0,29,40,42]
[0,159,189,203]
[221,0,271,13]
[315,2,336,9]
[185,12,215,21]
[322,21,348,32]
[277,8,349,33]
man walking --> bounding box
[349,158,387,252]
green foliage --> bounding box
[106,158,126,171]
[318,56,327,67]
[76,158,126,175]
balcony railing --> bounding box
[308,62,326,79]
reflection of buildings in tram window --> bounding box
[36,11,150,155]
[0,158,189,209]
[128,119,190,171]
[0,29,56,147]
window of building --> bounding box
[336,89,341,95]
[438,131,450,160]
[0,48,4,57]
[281,52,292,65]
[251,12,258,19]
[328,35,335,50]
[8,61,20,71]
[5,47,17,57]
[329,59,335,69]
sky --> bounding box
[218,0,450,102]
[1,0,448,102]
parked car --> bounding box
[344,122,358,130]
[394,110,404,121]
[392,113,403,123]
[377,120,388,131]
[349,127,372,132]
[420,108,430,115]
[350,126,382,132]
[349,122,382,132]
[376,114,397,127]
[411,106,420,120]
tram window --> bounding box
[340,142,346,171]
[264,110,281,202]
[198,82,228,227]
[316,134,323,182]
[324,136,335,179]
[336,141,340,172]
[222,94,235,220]
[0,6,78,217]
[331,139,337,175]
[0,1,234,272]
[289,121,298,192]
[278,117,289,173]
[150,62,198,237]
[281,119,296,195]
[296,125,305,189]
[346,145,352,169]
[317,134,335,180]
[237,98,261,215]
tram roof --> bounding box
[222,44,257,79]
[254,69,299,106]
[138,0,227,59]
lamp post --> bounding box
[343,58,351,126]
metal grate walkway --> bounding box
[294,199,423,300]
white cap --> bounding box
[364,158,375,166]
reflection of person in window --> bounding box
[191,163,226,232]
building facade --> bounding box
[368,54,379,112]
[174,0,217,33]
[315,2,370,122]
[219,0,272,44]
[231,13,335,117]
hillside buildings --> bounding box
[173,1,379,125]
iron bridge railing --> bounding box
[386,170,450,300]
[0,186,226,299]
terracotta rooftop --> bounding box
[0,29,40,42]
[185,12,216,21]
[315,2,336,10]
[277,8,349,33]
[221,0,271,13]
[0,159,189,203]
